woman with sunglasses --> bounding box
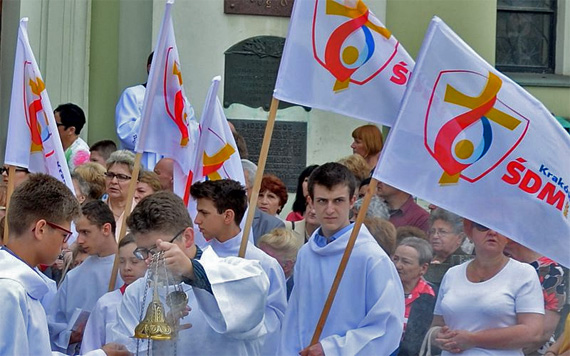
[1,165,30,188]
[103,150,136,239]
[429,219,545,355]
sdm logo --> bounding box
[312,0,407,92]
[424,70,530,185]
[23,61,55,158]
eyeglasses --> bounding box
[56,123,66,127]
[32,221,73,243]
[472,222,490,232]
[0,167,29,175]
[104,172,132,182]
[133,228,187,260]
[429,229,453,237]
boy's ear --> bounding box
[32,220,48,241]
[102,222,113,237]
[183,227,195,248]
[224,209,236,225]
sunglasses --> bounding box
[133,228,187,260]
[0,167,29,175]
[472,222,490,232]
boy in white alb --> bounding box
[279,163,405,356]
[0,173,128,356]
[81,234,148,352]
[110,191,270,355]
[48,201,123,354]
[190,179,287,355]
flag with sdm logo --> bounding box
[136,0,199,188]
[374,17,570,267]
[274,0,414,126]
[5,18,74,194]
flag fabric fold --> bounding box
[187,76,245,189]
[5,18,74,193]
[183,76,245,247]
[135,0,198,189]
[274,0,414,126]
[374,17,570,267]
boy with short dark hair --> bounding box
[48,201,122,354]
[0,173,127,355]
[54,103,90,171]
[279,162,405,356]
[89,140,117,167]
[111,191,270,355]
[190,179,287,354]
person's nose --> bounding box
[259,194,268,205]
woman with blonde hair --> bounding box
[338,154,371,184]
[134,170,162,203]
[258,228,302,299]
[74,162,107,201]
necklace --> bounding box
[468,257,508,283]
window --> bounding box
[496,0,557,73]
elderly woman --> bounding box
[258,174,288,218]
[430,220,544,355]
[350,124,383,172]
[103,150,136,237]
[428,208,467,264]
[392,237,436,356]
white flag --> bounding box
[182,76,245,246]
[136,0,198,195]
[374,17,570,267]
[5,18,74,192]
[274,0,414,126]
[177,76,245,206]
[188,77,245,187]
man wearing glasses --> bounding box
[54,103,90,172]
[0,174,128,355]
[47,201,123,354]
[111,191,270,355]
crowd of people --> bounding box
[0,86,568,356]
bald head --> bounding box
[154,158,174,191]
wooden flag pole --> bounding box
[309,178,378,346]
[108,152,143,291]
[2,166,16,245]
[239,97,280,258]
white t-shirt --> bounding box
[434,258,544,356]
